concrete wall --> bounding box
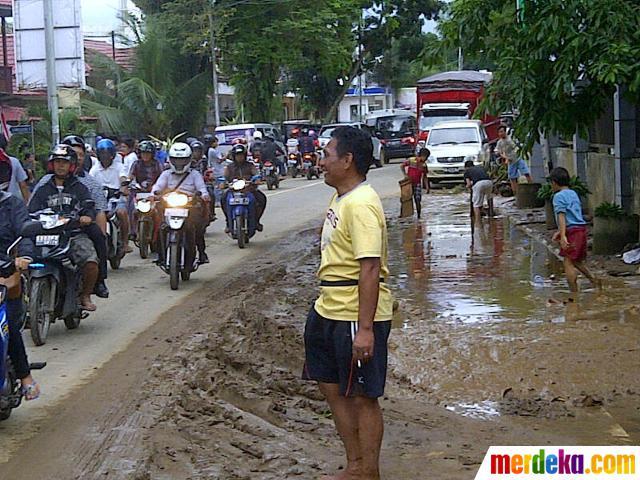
[552,147,640,214]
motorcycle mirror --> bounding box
[20,220,43,238]
[6,236,22,256]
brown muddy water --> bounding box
[385,193,640,440]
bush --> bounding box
[594,202,626,218]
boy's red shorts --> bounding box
[560,225,588,262]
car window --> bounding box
[427,127,480,146]
[216,128,254,145]
[319,126,337,138]
[375,116,415,134]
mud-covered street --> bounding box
[2,193,639,480]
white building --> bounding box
[338,85,394,123]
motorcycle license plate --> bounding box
[229,197,249,206]
[288,160,298,165]
[165,208,189,218]
[35,235,59,246]
[303,162,312,168]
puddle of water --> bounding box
[386,193,640,431]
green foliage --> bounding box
[438,0,640,152]
[537,176,592,200]
[595,202,626,218]
[82,15,209,137]
[536,183,554,201]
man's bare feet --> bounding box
[79,295,97,311]
[320,463,363,480]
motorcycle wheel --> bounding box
[29,278,51,347]
[0,406,11,421]
[266,177,274,190]
[237,216,246,249]
[138,221,149,259]
[293,166,299,178]
[306,170,313,180]
[169,242,180,290]
[64,314,81,330]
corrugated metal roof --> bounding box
[417,71,492,85]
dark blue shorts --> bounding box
[302,307,391,398]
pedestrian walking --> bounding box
[550,167,600,300]
[303,126,394,480]
[495,125,532,195]
[400,148,429,218]
[463,160,493,226]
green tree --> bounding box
[438,0,640,151]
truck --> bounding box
[416,70,499,150]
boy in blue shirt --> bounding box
[550,167,599,299]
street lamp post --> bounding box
[43,0,60,144]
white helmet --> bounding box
[168,142,192,174]
[253,130,263,140]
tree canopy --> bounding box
[437,0,640,151]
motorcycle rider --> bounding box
[32,136,110,299]
[206,135,224,169]
[118,136,138,176]
[0,157,40,400]
[222,144,267,232]
[28,145,100,311]
[129,141,163,239]
[249,131,264,162]
[261,134,285,176]
[90,139,132,255]
[152,142,210,264]
[190,140,207,173]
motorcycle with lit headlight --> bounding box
[22,205,92,346]
[262,160,280,190]
[157,191,200,290]
[226,176,261,249]
[0,244,46,420]
[131,182,155,259]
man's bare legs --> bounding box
[510,179,518,196]
[319,384,385,479]
[473,206,483,226]
[574,260,602,289]
[564,257,579,300]
[319,383,362,480]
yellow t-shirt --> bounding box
[315,184,393,322]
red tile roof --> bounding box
[84,39,136,71]
[0,34,136,95]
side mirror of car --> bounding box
[482,138,489,144]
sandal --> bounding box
[21,381,41,401]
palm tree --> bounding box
[82,15,210,138]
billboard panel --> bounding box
[13,0,86,90]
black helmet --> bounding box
[62,135,86,151]
[203,133,214,143]
[190,140,204,151]
[139,140,156,154]
[47,144,79,174]
[232,144,247,158]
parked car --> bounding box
[425,120,490,186]
[214,123,282,157]
[318,122,382,167]
[365,111,417,164]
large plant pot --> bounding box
[516,183,545,209]
[592,215,640,255]
[545,199,557,230]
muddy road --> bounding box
[1,193,639,479]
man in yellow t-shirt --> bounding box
[302,125,392,480]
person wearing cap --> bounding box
[222,144,267,232]
[0,157,41,400]
[28,145,100,311]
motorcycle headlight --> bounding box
[137,200,152,213]
[165,192,189,208]
[465,154,479,163]
[232,179,247,191]
[427,155,437,164]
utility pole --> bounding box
[208,0,220,127]
[358,9,364,122]
[43,0,60,144]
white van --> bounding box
[214,123,282,156]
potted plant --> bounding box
[537,176,592,230]
[593,202,640,255]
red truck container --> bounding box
[416,71,499,148]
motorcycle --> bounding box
[287,152,301,178]
[157,191,201,290]
[131,184,155,259]
[103,186,126,270]
[23,206,92,346]
[302,152,320,180]
[226,176,261,249]
[0,245,46,420]
[262,160,280,190]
